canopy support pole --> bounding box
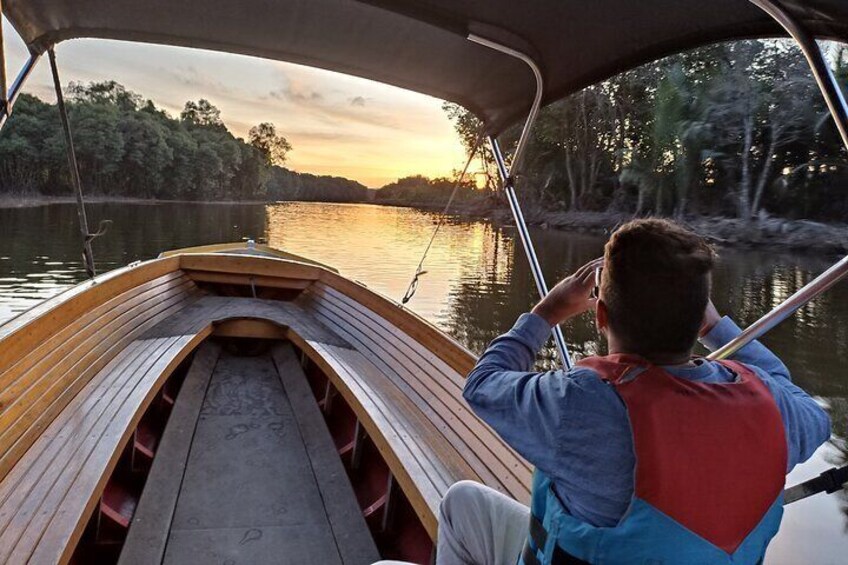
[469,33,572,369]
[48,47,97,279]
[0,0,8,112]
[490,138,571,368]
[709,2,848,360]
[0,53,39,130]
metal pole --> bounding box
[491,137,572,367]
[0,53,40,130]
[748,0,848,150]
[709,2,848,360]
[708,255,848,359]
[468,32,572,368]
[0,0,8,111]
[468,34,543,176]
[48,47,97,279]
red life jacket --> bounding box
[520,354,788,565]
[578,354,788,554]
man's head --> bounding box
[596,219,715,361]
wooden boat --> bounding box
[0,242,534,563]
[1,1,848,564]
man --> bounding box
[438,219,830,565]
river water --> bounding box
[0,201,846,563]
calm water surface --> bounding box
[0,201,846,563]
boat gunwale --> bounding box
[0,246,513,553]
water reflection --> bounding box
[0,203,266,318]
[0,201,846,563]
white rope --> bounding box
[401,130,485,305]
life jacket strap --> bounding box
[522,514,591,565]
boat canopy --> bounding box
[3,0,848,134]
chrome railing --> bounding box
[709,1,848,359]
[468,33,573,369]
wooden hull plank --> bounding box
[272,343,380,565]
[0,279,199,480]
[119,342,221,565]
[3,298,217,564]
[305,287,522,492]
[308,285,532,493]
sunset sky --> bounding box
[2,21,467,188]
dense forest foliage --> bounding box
[0,81,367,202]
[3,40,848,223]
[446,40,848,222]
[266,167,368,202]
[375,175,479,205]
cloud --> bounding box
[161,65,239,98]
[268,86,324,104]
[4,32,467,187]
[287,130,369,143]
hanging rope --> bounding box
[48,47,107,279]
[401,130,485,305]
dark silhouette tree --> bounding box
[248,122,292,166]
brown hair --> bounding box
[600,219,715,357]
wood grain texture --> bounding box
[0,278,198,479]
[0,252,531,562]
[118,342,220,565]
[272,343,380,565]
[184,271,312,290]
[179,253,321,282]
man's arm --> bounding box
[463,312,609,468]
[464,259,604,465]
[700,312,831,470]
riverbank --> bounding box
[5,194,847,254]
[375,197,848,254]
[0,195,274,209]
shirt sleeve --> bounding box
[699,316,832,470]
[463,313,600,469]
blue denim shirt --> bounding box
[463,314,832,528]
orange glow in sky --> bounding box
[3,22,467,188]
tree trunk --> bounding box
[636,185,647,215]
[738,115,754,220]
[674,193,687,219]
[588,152,601,198]
[752,131,778,216]
[655,184,663,216]
[540,169,555,203]
[578,93,590,198]
[564,150,578,210]
[674,150,693,219]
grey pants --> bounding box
[375,480,530,565]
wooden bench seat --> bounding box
[0,293,211,563]
[295,281,532,535]
[0,253,531,562]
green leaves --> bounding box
[0,82,306,202]
[248,122,292,167]
[445,39,844,221]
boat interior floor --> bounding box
[119,341,380,565]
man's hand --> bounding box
[532,258,603,327]
[699,299,721,337]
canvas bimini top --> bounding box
[3,0,848,134]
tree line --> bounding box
[0,81,368,202]
[4,40,848,223]
[446,40,848,222]
[375,175,479,206]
